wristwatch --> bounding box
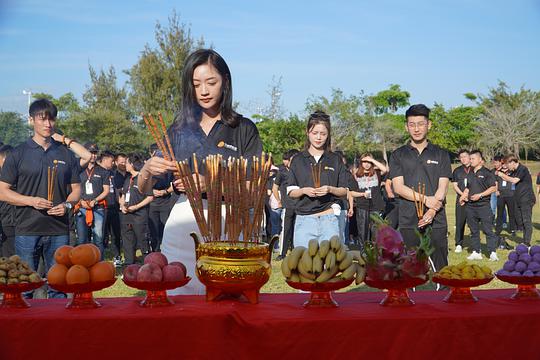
[63,202,73,210]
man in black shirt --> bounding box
[496,154,536,246]
[273,149,299,260]
[0,145,15,257]
[75,143,110,258]
[0,99,81,298]
[389,104,452,272]
[461,150,499,261]
[451,149,471,253]
[494,162,517,244]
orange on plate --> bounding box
[69,244,99,268]
[66,264,90,285]
[47,263,69,285]
[89,261,115,282]
[54,245,73,267]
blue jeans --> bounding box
[76,207,105,259]
[294,213,340,248]
[269,208,283,238]
[490,193,497,217]
[15,235,69,298]
[338,210,348,244]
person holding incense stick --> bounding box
[388,104,451,273]
[0,99,81,298]
[287,111,348,247]
[138,49,262,295]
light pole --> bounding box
[22,89,33,107]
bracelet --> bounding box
[66,139,75,148]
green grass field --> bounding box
[96,161,540,297]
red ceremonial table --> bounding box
[0,289,539,360]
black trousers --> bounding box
[0,223,15,257]
[383,199,399,229]
[400,227,448,272]
[280,208,296,257]
[466,204,498,253]
[104,204,122,257]
[121,222,149,265]
[515,200,533,245]
[355,208,371,247]
[148,204,172,252]
[495,196,517,235]
[454,201,467,247]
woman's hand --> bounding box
[142,157,178,176]
[315,185,332,196]
[302,187,317,197]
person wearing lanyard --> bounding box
[137,49,263,295]
[75,143,110,258]
[494,162,516,249]
[496,154,536,246]
[451,149,471,253]
[120,154,154,265]
[286,111,348,247]
[350,153,387,250]
[389,104,452,273]
[460,150,499,261]
[0,99,81,298]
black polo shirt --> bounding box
[512,164,536,204]
[105,169,118,206]
[451,165,472,194]
[121,174,153,224]
[287,150,349,216]
[150,176,175,209]
[170,116,262,173]
[79,165,109,201]
[496,172,514,198]
[0,138,80,236]
[388,142,452,229]
[274,166,296,210]
[465,166,496,206]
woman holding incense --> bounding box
[286,111,349,248]
[349,153,387,249]
[138,49,262,295]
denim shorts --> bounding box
[293,213,340,248]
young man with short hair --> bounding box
[496,154,536,246]
[389,104,452,272]
[451,149,471,253]
[0,99,81,298]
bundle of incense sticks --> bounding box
[412,182,426,219]
[311,162,322,188]
[177,153,272,243]
[47,161,58,202]
[142,112,181,177]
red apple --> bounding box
[123,264,141,281]
[144,252,168,268]
[169,261,187,275]
[137,263,163,282]
[162,264,186,282]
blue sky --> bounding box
[0,0,539,117]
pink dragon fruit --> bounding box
[367,261,396,281]
[376,225,405,260]
[400,254,429,280]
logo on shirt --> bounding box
[478,175,485,179]
[426,160,439,165]
[324,166,335,171]
[217,141,238,152]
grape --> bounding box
[497,270,510,276]
[515,244,529,255]
[530,245,540,256]
[514,261,527,273]
[527,262,540,272]
[503,260,516,272]
[508,252,519,262]
[510,271,521,276]
[519,253,532,264]
[533,253,540,263]
[523,270,534,277]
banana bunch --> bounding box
[436,261,492,280]
[281,236,366,285]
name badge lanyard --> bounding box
[463,166,471,188]
[125,177,134,205]
[85,167,96,195]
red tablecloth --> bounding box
[1,289,539,360]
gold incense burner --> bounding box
[192,233,278,304]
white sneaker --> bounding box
[489,252,499,261]
[467,251,482,260]
[454,245,462,253]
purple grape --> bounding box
[519,253,532,264]
[503,260,516,272]
[516,244,529,255]
[508,252,519,262]
[533,253,540,263]
[530,245,540,255]
[527,262,540,272]
[515,261,527,273]
[523,270,534,277]
[497,270,511,276]
[510,271,521,276]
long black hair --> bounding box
[170,49,240,134]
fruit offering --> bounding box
[436,262,493,280]
[0,255,43,285]
[47,244,115,286]
[281,237,365,285]
[122,252,187,283]
[497,244,540,277]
